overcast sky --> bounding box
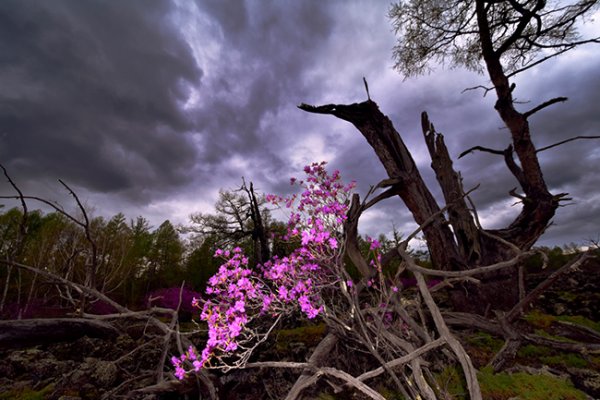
[1,0,599,248]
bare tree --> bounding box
[186,180,271,265]
[300,0,599,313]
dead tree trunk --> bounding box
[299,97,559,314]
[299,102,465,273]
[242,181,270,265]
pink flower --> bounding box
[175,161,356,374]
[328,237,338,249]
[367,237,381,250]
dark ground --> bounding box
[1,259,599,400]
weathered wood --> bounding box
[421,111,481,264]
[299,101,465,272]
[475,0,558,248]
[285,332,339,400]
[0,318,119,348]
[299,94,561,313]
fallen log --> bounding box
[0,318,120,348]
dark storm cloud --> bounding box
[0,0,597,246]
[0,0,201,197]
[187,0,335,176]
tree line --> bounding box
[0,195,581,322]
[0,182,374,319]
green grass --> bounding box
[557,291,578,302]
[275,323,327,352]
[556,315,600,333]
[540,353,589,369]
[316,393,337,400]
[466,332,504,351]
[517,344,589,368]
[534,329,578,343]
[524,310,556,329]
[478,366,587,400]
[432,366,588,399]
[517,344,552,358]
[435,366,468,399]
[0,384,54,400]
[523,310,600,334]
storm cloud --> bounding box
[0,0,598,247]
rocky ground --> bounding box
[1,258,599,400]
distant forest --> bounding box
[0,197,579,321]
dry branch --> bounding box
[505,251,593,322]
[399,247,483,400]
[285,332,339,400]
[536,135,600,153]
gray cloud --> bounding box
[0,1,598,247]
[0,0,201,198]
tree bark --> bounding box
[246,182,270,264]
[299,102,465,272]
[421,112,481,264]
[475,0,558,248]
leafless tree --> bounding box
[300,0,599,313]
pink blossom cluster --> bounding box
[172,346,201,380]
[172,162,355,377]
[202,248,260,352]
[174,247,265,372]
[261,162,356,319]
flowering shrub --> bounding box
[0,298,69,319]
[144,286,203,315]
[171,162,355,375]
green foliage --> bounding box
[144,220,184,289]
[270,220,301,259]
[184,234,221,291]
[275,323,327,353]
[466,332,504,352]
[389,0,598,78]
[0,384,54,400]
[524,310,556,329]
[540,353,589,369]
[517,344,552,358]
[477,366,587,400]
[0,206,193,314]
[556,315,600,333]
[523,246,576,271]
[185,185,273,266]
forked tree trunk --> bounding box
[299,97,558,314]
[244,182,270,265]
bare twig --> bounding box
[319,367,386,400]
[355,337,445,382]
[458,145,505,159]
[399,247,483,400]
[523,97,568,117]
[285,332,338,400]
[462,85,494,96]
[505,250,593,322]
[536,135,600,153]
[58,179,98,289]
